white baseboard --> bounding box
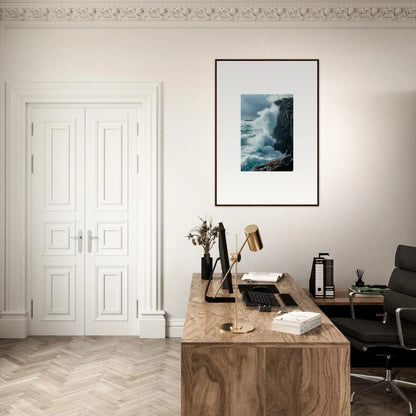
[139,310,166,338]
[167,319,184,338]
[0,312,29,338]
[0,310,184,339]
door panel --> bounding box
[30,107,85,335]
[96,120,128,211]
[43,222,76,256]
[96,265,128,320]
[85,108,138,335]
[43,265,75,320]
[96,222,128,256]
[44,122,76,210]
[29,105,139,336]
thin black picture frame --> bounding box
[215,59,319,207]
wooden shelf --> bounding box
[303,288,384,306]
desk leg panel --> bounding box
[181,344,193,416]
[300,346,350,416]
[181,344,265,416]
[182,344,350,416]
[265,347,302,416]
[265,346,350,416]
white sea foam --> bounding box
[241,100,283,171]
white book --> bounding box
[272,310,321,328]
[272,319,321,335]
[273,310,321,323]
[241,272,283,283]
[273,312,321,326]
[272,311,321,334]
[273,318,321,331]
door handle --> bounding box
[70,230,83,253]
[87,230,99,253]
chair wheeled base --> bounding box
[351,356,416,416]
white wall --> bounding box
[1,20,416,327]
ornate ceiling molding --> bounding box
[0,4,415,22]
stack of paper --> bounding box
[272,310,321,335]
[350,285,389,293]
[241,272,283,283]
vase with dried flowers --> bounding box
[187,217,219,280]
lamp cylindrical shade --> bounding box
[244,224,263,252]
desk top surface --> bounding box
[182,273,349,346]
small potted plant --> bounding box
[187,217,219,280]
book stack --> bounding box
[272,311,321,335]
[350,285,389,293]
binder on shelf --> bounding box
[310,254,325,298]
[324,257,335,299]
[309,253,335,299]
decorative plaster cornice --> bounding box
[0,4,415,22]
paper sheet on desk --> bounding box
[242,272,283,283]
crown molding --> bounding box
[0,4,415,23]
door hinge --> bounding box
[136,155,139,174]
[136,300,139,318]
[137,122,139,136]
[30,299,34,318]
[31,122,34,136]
[31,155,34,174]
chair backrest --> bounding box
[384,245,416,324]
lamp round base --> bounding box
[219,322,255,334]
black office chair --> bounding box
[332,244,416,415]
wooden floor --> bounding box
[0,337,415,415]
[351,367,416,416]
[0,337,180,416]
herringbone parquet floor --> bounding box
[0,337,181,416]
[1,337,416,416]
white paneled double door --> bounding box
[29,105,140,335]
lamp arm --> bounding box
[213,237,249,299]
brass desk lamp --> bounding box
[213,224,263,333]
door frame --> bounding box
[1,82,165,338]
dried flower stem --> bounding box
[186,216,219,258]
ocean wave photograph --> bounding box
[241,94,293,172]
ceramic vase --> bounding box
[201,255,213,280]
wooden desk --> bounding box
[181,274,350,416]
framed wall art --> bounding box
[215,59,319,206]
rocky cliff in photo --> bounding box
[252,97,293,171]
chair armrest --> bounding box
[395,308,416,351]
[348,290,386,319]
